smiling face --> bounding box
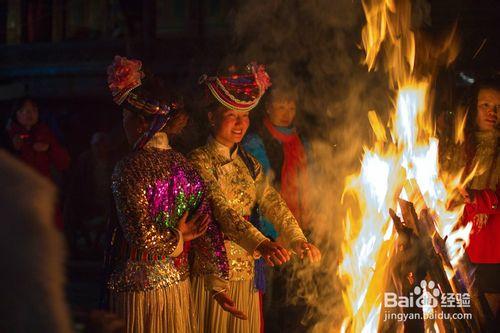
[476,88,500,132]
[209,107,250,147]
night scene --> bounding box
[0,1,499,332]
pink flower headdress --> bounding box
[107,55,145,105]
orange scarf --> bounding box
[263,117,310,228]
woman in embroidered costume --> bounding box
[189,63,321,333]
[105,56,233,333]
[441,78,500,322]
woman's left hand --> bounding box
[213,291,248,320]
[292,241,321,263]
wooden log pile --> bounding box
[377,180,490,332]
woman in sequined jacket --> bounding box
[105,56,232,333]
[441,78,499,321]
[189,64,321,333]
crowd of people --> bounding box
[0,54,498,333]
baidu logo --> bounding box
[383,279,473,322]
[413,280,440,308]
[384,279,470,309]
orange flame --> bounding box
[339,0,468,331]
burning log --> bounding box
[378,208,426,333]
[401,200,464,332]
[420,209,489,332]
[406,179,489,331]
[380,197,489,332]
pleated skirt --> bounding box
[109,279,197,333]
[191,276,261,333]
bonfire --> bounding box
[338,0,488,332]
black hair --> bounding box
[266,86,299,104]
[465,78,500,130]
[463,76,500,175]
[9,97,38,126]
[123,73,183,130]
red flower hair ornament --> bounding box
[249,62,272,94]
[107,55,145,105]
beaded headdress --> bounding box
[107,55,183,150]
[199,62,272,112]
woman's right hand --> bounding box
[177,211,210,242]
[256,239,290,266]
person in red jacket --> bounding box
[442,78,500,321]
[6,98,71,230]
[463,79,499,320]
[6,98,70,180]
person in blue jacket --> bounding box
[243,86,315,332]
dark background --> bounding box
[0,0,498,329]
[0,0,499,157]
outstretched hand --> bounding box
[213,291,247,320]
[177,211,209,242]
[256,240,290,267]
[292,241,322,263]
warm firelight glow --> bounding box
[339,0,468,332]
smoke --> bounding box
[229,0,431,331]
